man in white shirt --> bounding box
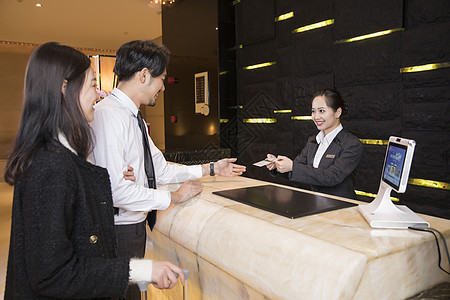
[90,40,246,299]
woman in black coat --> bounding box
[4,42,184,299]
[267,89,363,199]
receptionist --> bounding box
[266,88,363,199]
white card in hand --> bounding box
[253,157,276,167]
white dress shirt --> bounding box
[313,124,343,168]
[89,88,202,225]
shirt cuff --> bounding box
[129,258,153,283]
[190,164,203,179]
[155,190,172,210]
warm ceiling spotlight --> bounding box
[35,3,42,7]
[148,0,176,6]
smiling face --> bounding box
[311,95,342,135]
[144,69,166,107]
[78,67,97,122]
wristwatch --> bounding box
[210,162,215,176]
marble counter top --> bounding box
[146,175,450,300]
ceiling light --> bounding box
[148,0,176,6]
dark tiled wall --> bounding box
[232,0,450,218]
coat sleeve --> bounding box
[289,136,363,187]
[21,152,130,298]
[293,141,310,166]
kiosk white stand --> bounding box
[358,136,429,229]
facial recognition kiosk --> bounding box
[358,136,430,229]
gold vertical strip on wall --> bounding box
[400,62,450,73]
[275,12,294,22]
[243,61,276,70]
[243,118,277,124]
[355,190,399,202]
[292,19,334,34]
[274,110,292,113]
[334,28,404,44]
[291,116,312,120]
[359,139,389,145]
[408,178,449,190]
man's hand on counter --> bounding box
[170,179,203,204]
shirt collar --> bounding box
[316,123,343,145]
[58,132,77,155]
[110,87,139,117]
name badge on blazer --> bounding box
[325,154,335,159]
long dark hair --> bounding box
[4,42,92,185]
[313,88,348,119]
[113,40,170,82]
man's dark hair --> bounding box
[113,40,170,82]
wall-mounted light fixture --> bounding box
[291,116,312,120]
[400,62,450,73]
[292,19,334,34]
[355,190,399,202]
[334,28,403,44]
[243,118,277,124]
[408,178,449,190]
[274,110,292,114]
[275,12,294,22]
[167,77,178,84]
[243,61,276,70]
[359,139,389,145]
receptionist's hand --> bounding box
[275,155,293,173]
[266,154,277,170]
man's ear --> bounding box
[61,80,68,95]
[139,68,149,83]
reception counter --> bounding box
[144,175,450,300]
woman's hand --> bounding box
[123,165,136,182]
[275,155,293,173]
[266,154,277,170]
[151,261,185,289]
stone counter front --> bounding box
[144,175,450,299]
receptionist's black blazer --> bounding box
[289,129,363,199]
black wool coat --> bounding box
[5,142,130,299]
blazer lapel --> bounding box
[318,131,345,169]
